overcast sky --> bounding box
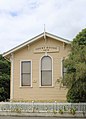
[0,0,86,53]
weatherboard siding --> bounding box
[11,36,70,101]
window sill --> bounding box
[39,86,54,88]
[19,86,33,88]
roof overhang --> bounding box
[3,32,71,58]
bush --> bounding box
[67,79,86,102]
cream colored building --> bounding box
[3,32,71,102]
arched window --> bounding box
[41,56,52,86]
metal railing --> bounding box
[0,102,86,113]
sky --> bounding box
[0,0,86,53]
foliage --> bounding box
[53,110,57,114]
[67,79,86,102]
[0,54,10,101]
[69,107,76,115]
[59,108,63,114]
[63,28,86,102]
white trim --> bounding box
[3,32,70,57]
[39,58,41,87]
[52,56,54,87]
[39,54,53,87]
[10,53,14,100]
[3,33,44,57]
[20,60,32,87]
[46,33,70,44]
[61,58,63,78]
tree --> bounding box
[0,54,10,101]
[63,28,86,102]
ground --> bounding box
[0,116,85,119]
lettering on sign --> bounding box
[34,46,59,53]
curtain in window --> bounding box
[21,61,31,86]
[41,56,52,86]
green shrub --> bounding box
[59,109,63,114]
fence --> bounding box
[0,102,86,113]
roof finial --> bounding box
[44,24,46,33]
[44,24,47,55]
[44,24,46,40]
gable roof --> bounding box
[3,32,71,57]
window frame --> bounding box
[61,58,67,86]
[20,60,32,87]
[39,55,53,87]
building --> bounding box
[3,32,71,102]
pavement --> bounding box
[0,116,86,119]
